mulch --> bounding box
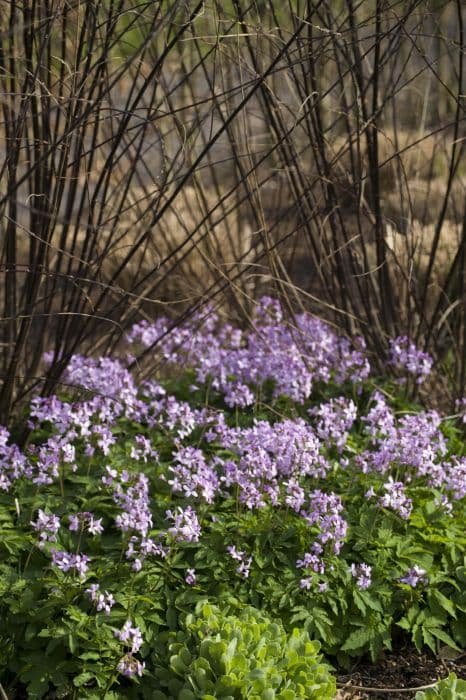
[335,646,466,699]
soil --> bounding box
[335,646,466,699]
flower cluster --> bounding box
[309,396,357,452]
[389,336,433,384]
[351,562,372,589]
[31,509,60,548]
[166,506,201,543]
[227,545,253,578]
[302,490,348,554]
[4,294,465,689]
[114,621,145,677]
[51,550,90,578]
[379,478,412,519]
[358,392,447,490]
[86,583,115,614]
[69,511,104,535]
[127,297,370,407]
[399,565,428,587]
[167,446,219,503]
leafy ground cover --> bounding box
[1,298,466,698]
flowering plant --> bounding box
[0,298,465,696]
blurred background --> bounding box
[0,0,464,423]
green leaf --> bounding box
[178,690,196,700]
[73,671,95,687]
[429,627,460,651]
[341,627,373,652]
[430,590,457,619]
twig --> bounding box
[336,678,443,694]
[0,683,9,700]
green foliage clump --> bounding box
[153,601,336,699]
[415,673,466,699]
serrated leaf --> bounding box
[341,627,372,652]
[73,671,95,687]
[429,627,460,651]
[353,590,366,615]
[430,590,457,619]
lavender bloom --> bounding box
[301,490,348,554]
[86,584,115,615]
[29,395,73,433]
[51,550,89,578]
[351,562,372,589]
[114,620,143,653]
[112,472,152,537]
[85,583,100,600]
[443,457,466,500]
[455,398,466,423]
[31,437,62,485]
[185,568,196,585]
[389,336,433,384]
[223,382,255,408]
[166,506,201,543]
[117,655,145,678]
[284,478,306,512]
[126,296,370,407]
[379,478,412,519]
[227,545,252,578]
[69,512,104,535]
[227,545,244,561]
[214,417,329,512]
[309,397,357,452]
[237,556,252,579]
[0,437,30,491]
[360,394,447,483]
[62,355,139,412]
[296,553,325,575]
[125,535,168,571]
[362,392,396,440]
[92,425,116,456]
[162,396,200,439]
[31,509,60,548]
[168,446,219,503]
[399,565,428,587]
[130,435,158,463]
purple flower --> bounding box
[389,336,433,384]
[227,545,252,578]
[112,471,152,537]
[399,565,428,587]
[379,478,412,519]
[168,446,219,503]
[351,562,372,589]
[117,655,145,677]
[31,509,60,548]
[126,297,370,407]
[185,568,196,585]
[455,398,466,424]
[114,620,143,653]
[86,584,115,614]
[69,512,104,535]
[166,506,201,543]
[227,545,244,561]
[309,397,357,452]
[51,550,90,578]
[296,553,325,575]
[301,490,347,553]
